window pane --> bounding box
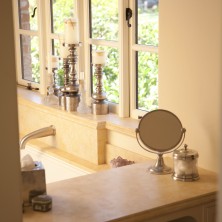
[90,0,118,41]
[91,45,119,103]
[19,0,38,30]
[51,0,75,33]
[137,51,158,111]
[20,35,40,83]
[137,0,159,46]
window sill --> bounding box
[17,87,139,137]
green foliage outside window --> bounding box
[51,0,74,33]
[137,2,159,111]
[31,36,40,83]
[137,51,158,111]
[91,0,118,41]
[29,0,158,111]
[91,0,119,103]
[90,0,159,109]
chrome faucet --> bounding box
[20,125,56,149]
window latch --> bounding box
[126,8,132,27]
[31,7,37,18]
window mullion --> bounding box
[82,0,92,106]
[118,0,130,117]
[18,29,39,36]
[76,0,85,78]
[89,39,118,48]
[38,0,48,94]
[132,44,158,53]
[129,0,137,118]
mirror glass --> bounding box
[138,109,184,153]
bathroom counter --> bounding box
[23,161,217,222]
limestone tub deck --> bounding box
[23,161,217,222]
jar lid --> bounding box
[32,195,52,204]
[173,144,199,160]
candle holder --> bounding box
[77,79,91,113]
[43,72,59,106]
[92,64,108,115]
[61,43,81,112]
[52,67,60,96]
[63,57,70,86]
[59,57,69,108]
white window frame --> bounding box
[80,0,130,117]
[13,0,159,119]
[79,0,159,118]
[13,0,48,94]
[129,0,159,119]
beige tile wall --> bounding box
[17,88,154,167]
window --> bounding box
[16,0,41,85]
[89,0,119,104]
[130,0,159,118]
[50,0,76,87]
[13,0,159,118]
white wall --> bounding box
[0,1,22,221]
[159,0,222,173]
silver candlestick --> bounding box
[59,57,69,108]
[92,64,108,115]
[61,43,81,112]
[63,57,70,86]
[52,67,60,96]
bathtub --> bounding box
[20,146,90,184]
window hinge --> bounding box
[126,8,132,27]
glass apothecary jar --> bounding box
[172,144,199,181]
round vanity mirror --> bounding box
[136,109,186,174]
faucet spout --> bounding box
[20,125,56,149]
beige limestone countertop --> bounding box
[23,161,217,222]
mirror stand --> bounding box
[149,153,172,175]
[136,109,186,176]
